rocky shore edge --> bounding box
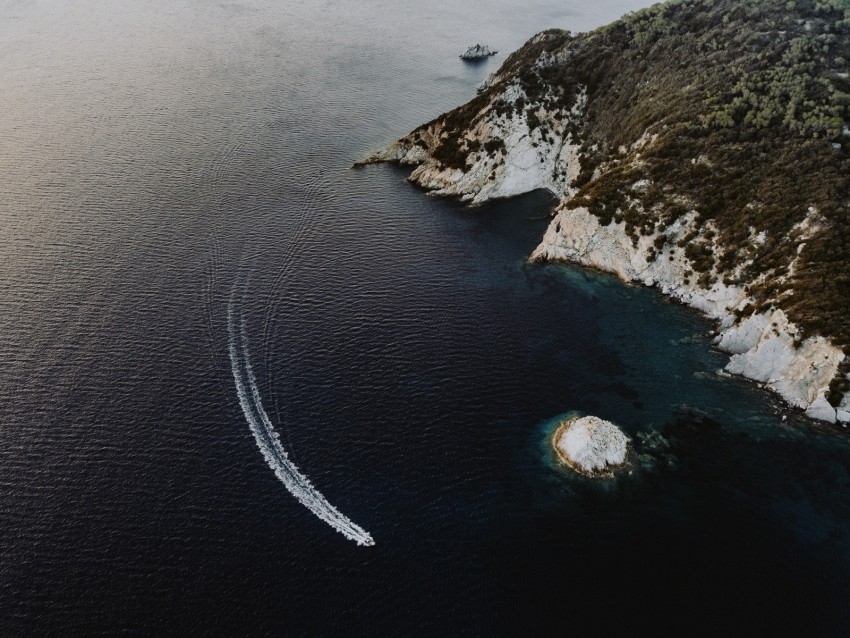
[357,20,850,426]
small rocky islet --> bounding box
[460,43,497,60]
[551,415,630,478]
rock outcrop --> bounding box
[552,416,630,477]
[460,44,497,60]
[367,85,583,205]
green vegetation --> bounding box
[425,0,850,364]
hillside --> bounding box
[361,0,850,423]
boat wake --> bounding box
[227,296,374,547]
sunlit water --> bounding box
[2,0,850,634]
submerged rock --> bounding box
[460,43,497,60]
[552,415,629,477]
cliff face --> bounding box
[363,0,850,424]
[369,32,585,205]
[531,206,846,421]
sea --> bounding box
[2,0,850,634]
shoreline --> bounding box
[358,2,850,428]
[530,205,849,426]
[551,417,587,475]
[365,140,850,426]
[362,122,849,427]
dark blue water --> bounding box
[2,0,850,634]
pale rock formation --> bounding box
[806,396,839,423]
[531,205,846,418]
[553,416,629,476]
[460,44,497,60]
[368,83,584,205]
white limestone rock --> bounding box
[553,415,629,476]
[460,44,497,60]
[477,72,497,93]
[806,396,838,424]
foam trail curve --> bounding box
[228,298,374,546]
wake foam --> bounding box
[228,299,374,546]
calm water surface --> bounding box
[2,0,850,634]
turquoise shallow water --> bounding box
[2,0,850,634]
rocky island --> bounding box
[552,415,630,477]
[360,0,850,425]
[460,44,498,60]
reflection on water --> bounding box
[1,0,849,635]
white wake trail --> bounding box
[228,299,374,546]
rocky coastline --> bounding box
[359,0,850,425]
